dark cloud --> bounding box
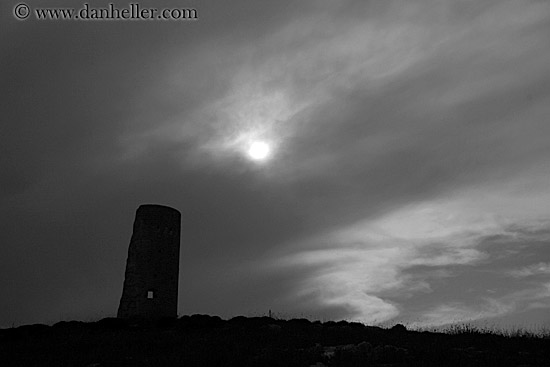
[1,0,550,327]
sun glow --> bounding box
[247,141,271,161]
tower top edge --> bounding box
[137,204,181,215]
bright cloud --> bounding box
[109,0,550,327]
[409,299,514,328]
[273,183,550,325]
[4,0,550,329]
[509,263,550,278]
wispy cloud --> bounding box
[508,263,550,278]
[2,0,550,328]
[410,299,514,328]
[264,0,550,325]
[272,192,550,324]
[409,281,550,328]
[273,200,504,323]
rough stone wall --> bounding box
[117,204,181,319]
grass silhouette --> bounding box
[1,315,548,366]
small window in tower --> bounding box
[147,290,154,299]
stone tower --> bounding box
[117,204,181,319]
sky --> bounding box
[1,0,550,330]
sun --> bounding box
[247,141,271,161]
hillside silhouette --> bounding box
[1,315,549,366]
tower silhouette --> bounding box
[117,204,181,319]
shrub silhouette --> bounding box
[0,316,549,366]
[390,323,407,333]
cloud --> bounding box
[258,0,550,323]
[410,299,514,328]
[409,281,550,328]
[271,201,501,323]
[508,263,550,278]
[2,0,550,328]
[271,189,550,324]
